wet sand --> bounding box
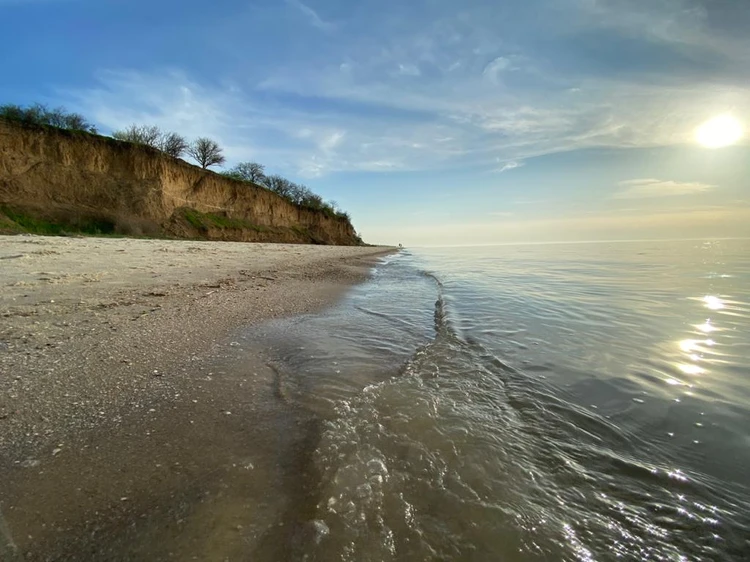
[0,235,394,561]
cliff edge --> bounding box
[0,120,361,245]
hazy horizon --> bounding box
[408,236,750,249]
[2,0,748,245]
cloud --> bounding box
[255,0,750,169]
[397,63,421,77]
[320,130,345,151]
[482,57,513,83]
[497,161,524,173]
[615,178,716,199]
[55,0,750,180]
[285,0,334,32]
[66,69,308,172]
[68,70,237,137]
[71,67,483,179]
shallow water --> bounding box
[248,239,750,561]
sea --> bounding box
[246,239,750,561]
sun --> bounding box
[695,114,743,148]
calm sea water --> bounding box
[251,239,750,561]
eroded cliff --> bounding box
[0,120,360,245]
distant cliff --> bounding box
[0,120,361,245]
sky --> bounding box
[1,0,749,245]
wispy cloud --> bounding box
[482,56,514,83]
[256,0,750,169]
[67,69,472,177]
[285,0,334,32]
[615,178,716,199]
[397,63,421,77]
[50,0,750,181]
[497,160,524,173]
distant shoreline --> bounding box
[0,235,395,559]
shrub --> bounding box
[224,162,265,184]
[112,124,161,146]
[111,125,188,158]
[0,103,97,133]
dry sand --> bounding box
[0,235,395,561]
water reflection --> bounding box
[703,295,724,310]
[678,364,705,375]
[252,240,750,561]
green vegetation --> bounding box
[181,208,270,232]
[0,206,116,236]
[0,103,97,133]
[0,212,21,234]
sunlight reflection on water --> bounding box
[251,239,750,561]
[703,295,725,310]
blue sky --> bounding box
[1,0,749,245]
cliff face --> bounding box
[0,120,360,244]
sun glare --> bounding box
[695,114,743,148]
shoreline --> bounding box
[0,235,395,560]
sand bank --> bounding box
[0,235,394,561]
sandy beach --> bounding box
[0,235,394,561]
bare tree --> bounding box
[112,124,161,147]
[187,137,226,169]
[159,132,188,158]
[287,183,307,205]
[231,162,266,184]
[301,192,324,209]
[265,174,293,198]
[112,125,188,158]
